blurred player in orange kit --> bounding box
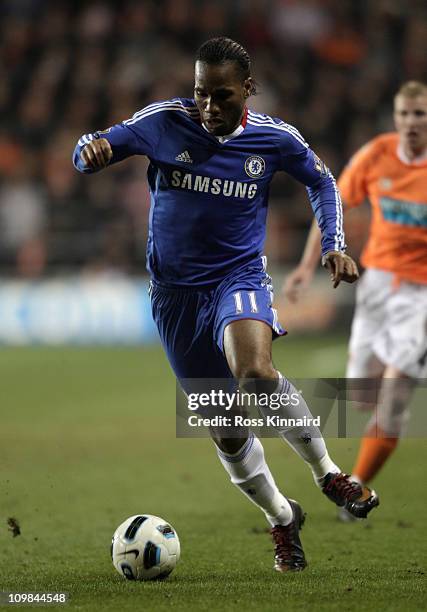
[284,81,427,519]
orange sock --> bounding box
[353,427,399,484]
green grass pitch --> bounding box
[0,336,425,611]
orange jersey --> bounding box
[338,133,427,284]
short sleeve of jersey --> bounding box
[338,139,379,208]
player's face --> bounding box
[194,61,252,136]
[394,94,427,156]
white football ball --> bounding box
[111,514,180,581]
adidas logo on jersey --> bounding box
[175,150,193,163]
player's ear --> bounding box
[243,77,253,99]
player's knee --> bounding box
[346,350,386,410]
[346,350,385,379]
[367,375,414,437]
[230,356,275,381]
[347,381,379,412]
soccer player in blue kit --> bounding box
[73,37,379,572]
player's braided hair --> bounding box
[196,37,257,95]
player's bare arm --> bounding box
[80,138,112,170]
[283,219,321,302]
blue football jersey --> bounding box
[73,98,345,287]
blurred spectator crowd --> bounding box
[0,0,426,277]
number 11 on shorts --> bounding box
[233,292,258,314]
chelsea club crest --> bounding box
[244,156,265,178]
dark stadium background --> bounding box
[1,0,426,340]
[0,0,425,273]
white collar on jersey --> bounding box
[397,142,427,165]
[201,122,245,143]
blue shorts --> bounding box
[149,257,285,381]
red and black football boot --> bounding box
[322,472,379,518]
[270,499,307,572]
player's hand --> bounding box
[282,265,315,303]
[80,138,113,170]
[321,251,359,288]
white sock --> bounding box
[216,433,293,527]
[267,373,341,485]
